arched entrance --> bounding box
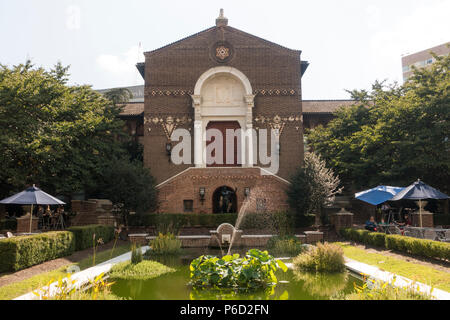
[191,66,255,168]
[213,186,238,214]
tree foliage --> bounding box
[287,152,342,224]
[91,158,158,222]
[0,62,156,214]
[308,53,450,193]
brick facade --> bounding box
[156,167,290,214]
[140,14,306,214]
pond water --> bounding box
[111,248,363,300]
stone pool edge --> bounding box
[13,246,150,301]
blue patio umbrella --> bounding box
[391,179,449,227]
[0,185,65,233]
[355,186,405,206]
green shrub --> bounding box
[0,219,17,231]
[293,242,346,273]
[267,235,306,256]
[131,243,143,264]
[340,228,450,261]
[128,213,238,230]
[434,214,450,227]
[189,249,288,290]
[67,225,115,251]
[0,232,75,272]
[149,233,182,255]
[239,212,315,232]
[366,232,386,247]
[109,260,175,281]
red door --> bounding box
[206,121,241,167]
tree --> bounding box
[92,158,158,225]
[103,88,133,105]
[0,61,126,197]
[308,53,450,194]
[287,152,343,225]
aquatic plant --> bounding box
[293,242,346,273]
[33,273,113,300]
[109,260,175,281]
[189,249,288,290]
[131,243,143,264]
[149,233,182,255]
[267,235,307,256]
[343,275,432,300]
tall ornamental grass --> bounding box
[293,242,346,273]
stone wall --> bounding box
[71,199,117,226]
[411,211,434,228]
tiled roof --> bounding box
[303,100,356,114]
[119,103,144,116]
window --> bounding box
[183,200,194,213]
[426,59,433,65]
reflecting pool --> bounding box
[110,248,362,300]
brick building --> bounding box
[402,42,450,82]
[105,11,357,215]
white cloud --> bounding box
[366,5,382,29]
[66,5,81,31]
[96,46,144,85]
[369,0,450,82]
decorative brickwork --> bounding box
[156,167,290,214]
[142,24,305,186]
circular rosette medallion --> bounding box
[211,41,234,63]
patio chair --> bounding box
[6,232,14,238]
[423,229,438,241]
[441,230,450,243]
[386,224,403,235]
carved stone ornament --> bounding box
[216,46,230,60]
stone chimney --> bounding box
[216,9,228,27]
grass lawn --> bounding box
[0,244,131,300]
[337,243,450,292]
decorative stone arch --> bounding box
[193,66,253,96]
[191,67,255,168]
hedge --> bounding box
[67,225,115,251]
[0,231,75,273]
[128,212,316,230]
[340,228,450,261]
[128,213,238,229]
[0,219,17,231]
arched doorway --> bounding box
[206,121,241,167]
[213,186,238,214]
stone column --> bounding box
[330,209,354,233]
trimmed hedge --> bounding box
[340,228,450,261]
[0,231,75,273]
[0,219,17,231]
[128,213,238,229]
[128,212,316,230]
[67,225,115,251]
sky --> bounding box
[0,0,449,99]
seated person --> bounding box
[404,213,412,226]
[365,216,378,232]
